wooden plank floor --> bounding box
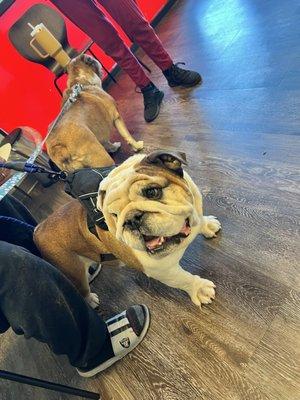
[1,0,300,399]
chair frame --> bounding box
[0,370,100,399]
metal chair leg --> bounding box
[87,46,117,84]
[0,370,100,399]
[86,45,96,59]
[54,76,63,96]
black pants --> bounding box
[0,196,113,370]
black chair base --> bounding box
[0,370,100,399]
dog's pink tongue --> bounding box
[145,236,165,250]
[180,222,191,236]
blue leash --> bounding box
[0,161,67,182]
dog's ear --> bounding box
[78,54,93,65]
[96,190,105,211]
[143,150,187,177]
[96,176,110,211]
[183,171,203,219]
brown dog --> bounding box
[46,54,143,171]
[34,151,221,309]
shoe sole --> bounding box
[145,91,164,123]
[77,305,150,378]
[168,77,203,88]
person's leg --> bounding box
[99,0,202,88]
[0,195,101,280]
[0,241,111,368]
[50,0,164,121]
[0,195,39,254]
[0,194,37,225]
[50,0,150,88]
[98,0,173,71]
[0,216,40,256]
[0,241,149,375]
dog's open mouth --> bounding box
[143,219,191,253]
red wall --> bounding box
[0,0,168,137]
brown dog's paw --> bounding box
[85,292,100,309]
[104,141,121,153]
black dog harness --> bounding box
[64,166,115,232]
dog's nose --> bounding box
[124,212,144,230]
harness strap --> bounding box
[64,166,115,232]
[80,194,108,231]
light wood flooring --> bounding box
[0,0,299,399]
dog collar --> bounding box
[68,83,84,103]
[64,166,115,232]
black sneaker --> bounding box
[141,82,164,122]
[163,62,202,88]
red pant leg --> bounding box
[99,0,173,71]
[49,0,150,87]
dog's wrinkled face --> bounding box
[97,152,202,258]
[67,54,102,87]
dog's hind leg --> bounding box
[54,249,100,309]
[34,237,100,309]
[114,116,144,151]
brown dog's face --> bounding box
[67,54,102,87]
[97,152,202,258]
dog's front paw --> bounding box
[85,292,100,309]
[190,276,215,307]
[131,140,144,152]
[201,215,221,238]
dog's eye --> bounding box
[142,187,162,200]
